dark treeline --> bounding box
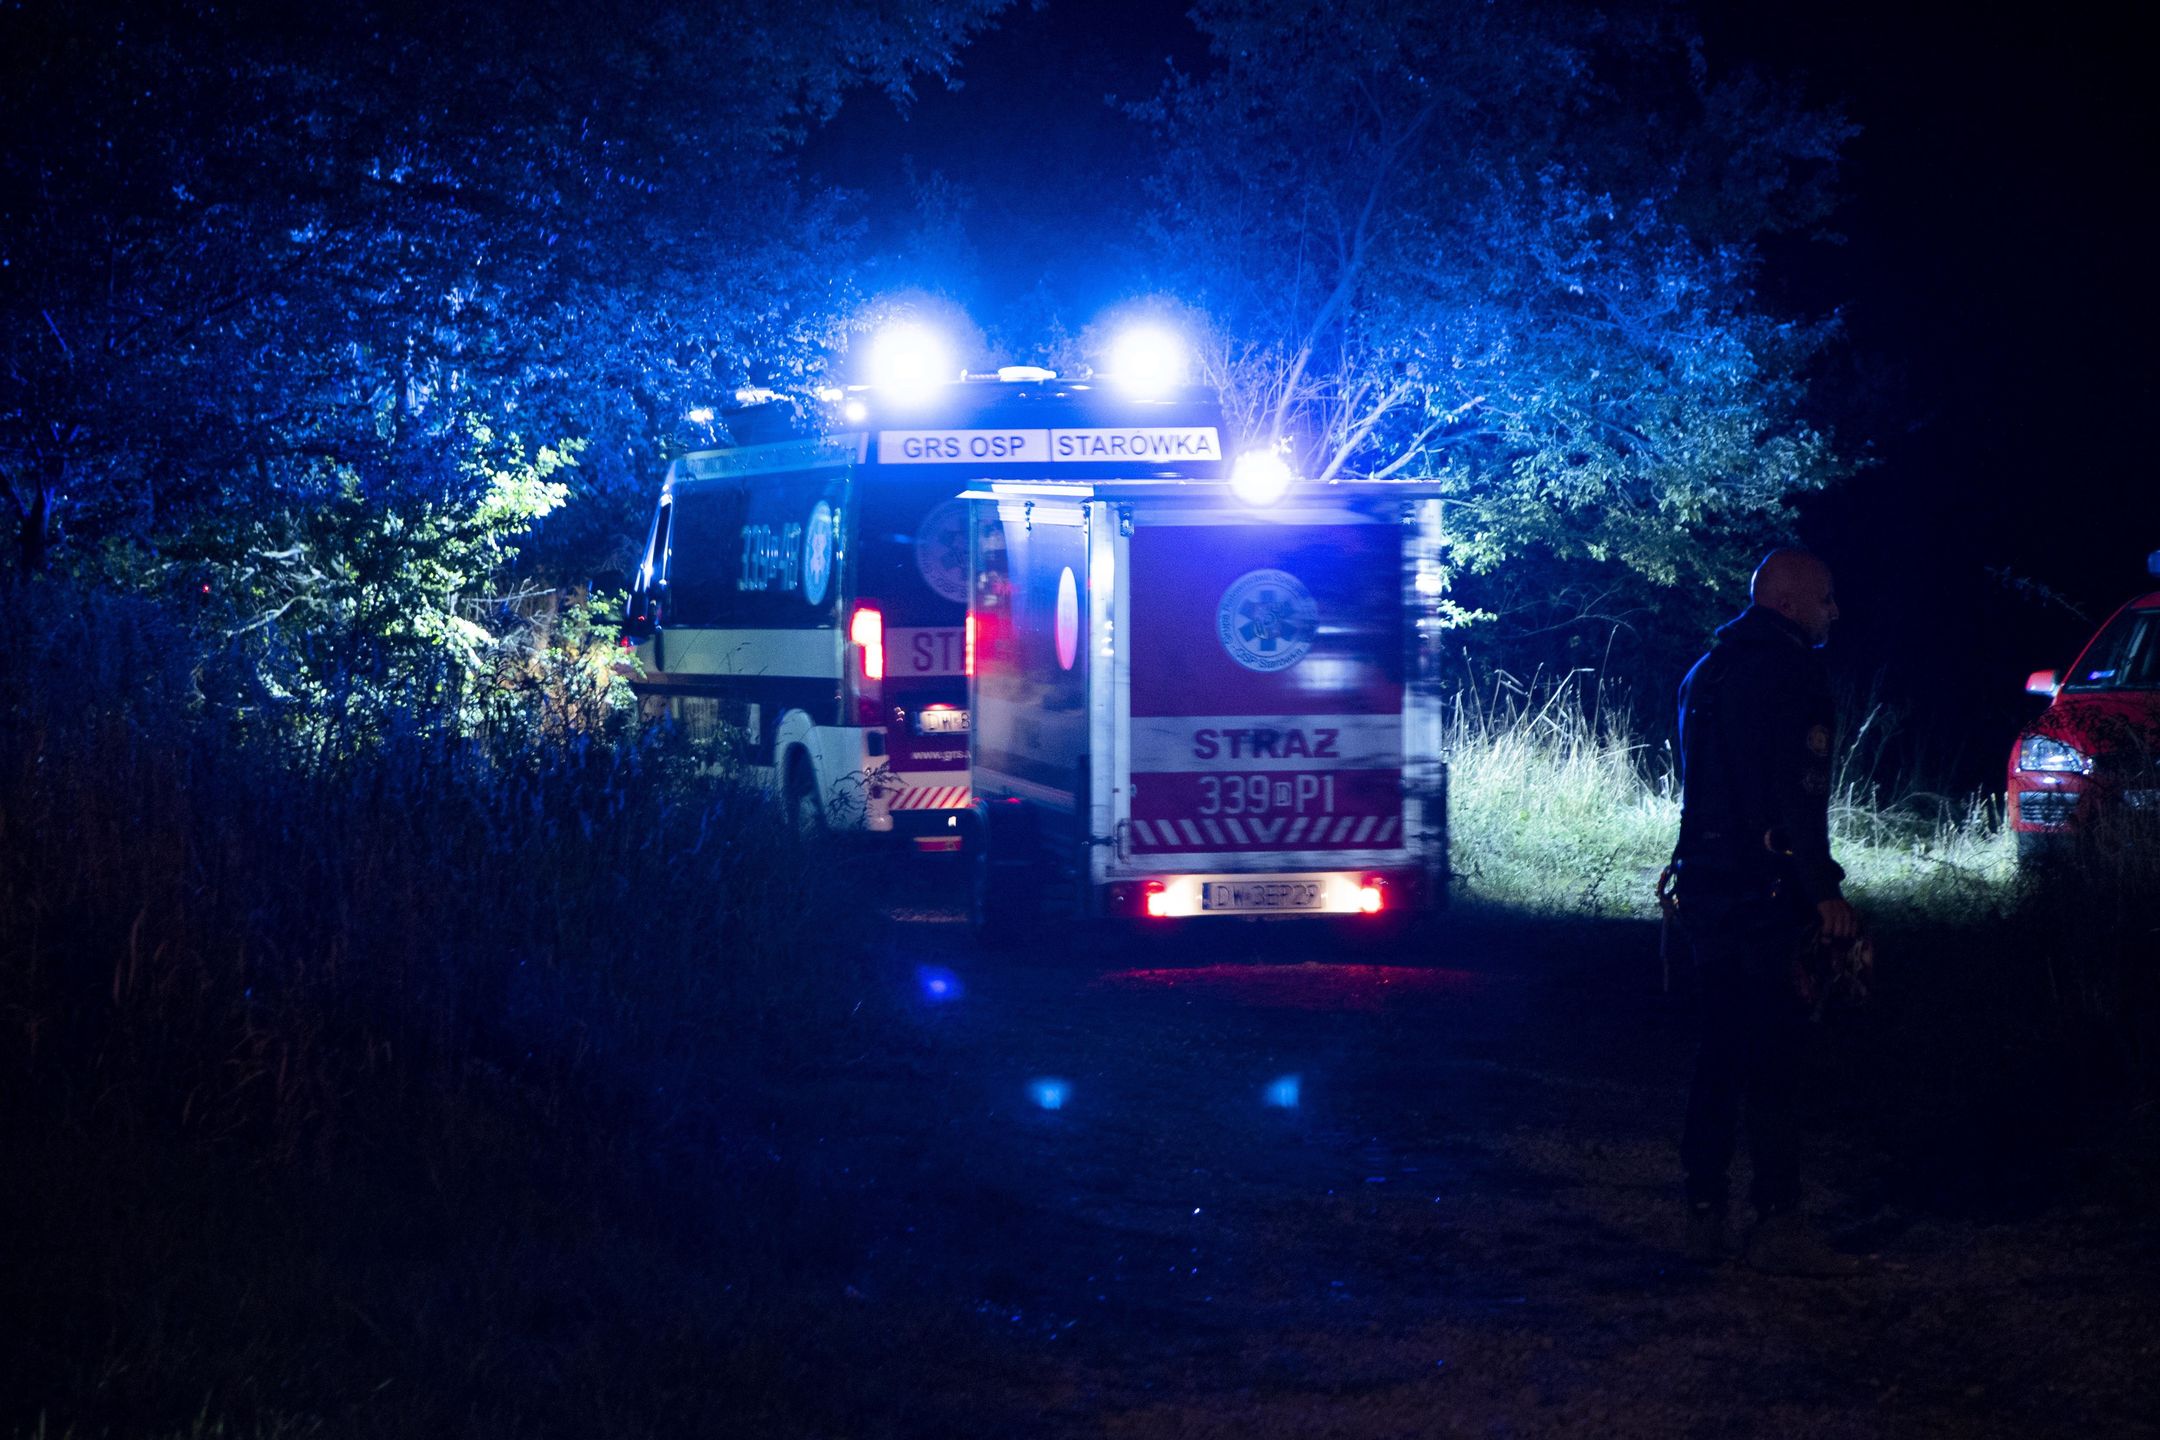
[5,0,1865,716]
[2,0,1005,667]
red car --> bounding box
[2008,577,2160,861]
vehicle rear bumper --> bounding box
[1091,865,1440,920]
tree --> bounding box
[1133,0,1856,658]
[0,0,1011,594]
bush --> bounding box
[0,583,879,1152]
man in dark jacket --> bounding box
[1673,548,1862,1276]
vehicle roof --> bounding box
[956,476,1450,502]
[671,379,1238,484]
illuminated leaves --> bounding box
[0,0,1011,584]
[1142,0,1854,607]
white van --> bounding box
[623,411,974,840]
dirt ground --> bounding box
[808,872,2159,1438]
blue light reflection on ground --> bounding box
[1029,1078,1071,1111]
[916,965,963,1002]
[1265,1074,1301,1108]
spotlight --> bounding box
[1229,450,1294,507]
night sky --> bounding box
[810,0,2158,793]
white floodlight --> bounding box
[843,398,869,424]
[1108,325,1185,398]
[1229,449,1295,507]
[868,322,953,398]
[684,406,715,425]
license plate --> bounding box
[917,708,970,735]
[1201,879,1322,912]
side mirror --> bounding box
[2025,669,2059,697]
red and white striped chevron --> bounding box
[1129,813,1402,851]
[885,784,973,812]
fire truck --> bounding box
[951,375,1451,940]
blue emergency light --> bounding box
[1230,449,1295,506]
[868,322,954,399]
[1108,325,1186,399]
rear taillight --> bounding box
[850,605,885,681]
[964,611,976,679]
[1357,877,1386,914]
[1144,881,1170,919]
[849,604,885,725]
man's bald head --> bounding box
[1751,548,1839,647]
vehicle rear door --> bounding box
[1112,501,1413,872]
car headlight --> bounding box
[2017,734,2093,775]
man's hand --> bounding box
[1816,897,1859,941]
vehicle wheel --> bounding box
[785,754,826,838]
[2014,829,2063,868]
[967,815,1036,950]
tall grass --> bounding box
[0,584,900,1435]
[1445,672,2160,1196]
[1444,674,2016,918]
[1443,677,1680,916]
[0,589,879,1151]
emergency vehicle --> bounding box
[621,398,976,839]
[952,379,1452,940]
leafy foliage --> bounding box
[0,0,1009,604]
[1135,0,1856,650]
[156,426,583,728]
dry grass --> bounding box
[1444,673,2160,1203]
[1444,676,2017,919]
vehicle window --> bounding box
[663,483,747,627]
[2063,607,2160,691]
[639,500,670,595]
[854,482,971,625]
[659,472,849,629]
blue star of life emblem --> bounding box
[1217,568,1318,672]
